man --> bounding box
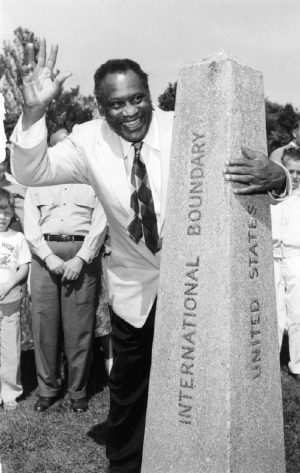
[11,41,288,473]
[24,128,107,413]
[269,118,300,164]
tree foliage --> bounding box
[158,82,177,112]
[158,81,300,154]
[265,101,300,154]
[0,26,96,140]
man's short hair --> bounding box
[281,147,300,165]
[0,188,14,212]
[94,59,149,104]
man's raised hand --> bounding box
[21,39,72,130]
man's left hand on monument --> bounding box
[224,146,286,195]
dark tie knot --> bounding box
[133,141,143,155]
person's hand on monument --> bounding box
[224,147,286,195]
[61,256,84,282]
[20,39,72,130]
[44,254,65,275]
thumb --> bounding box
[241,146,267,161]
[54,71,72,89]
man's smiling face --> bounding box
[97,70,153,142]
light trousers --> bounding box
[31,241,99,400]
[0,300,22,403]
[274,255,300,374]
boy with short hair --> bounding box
[0,188,31,410]
[271,147,300,385]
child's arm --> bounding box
[0,263,29,301]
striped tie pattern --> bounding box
[127,142,159,254]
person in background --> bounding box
[270,118,300,164]
[95,230,113,375]
[24,128,107,413]
[0,150,33,351]
[0,149,26,232]
[0,188,31,410]
[271,147,300,392]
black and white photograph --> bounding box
[0,1,299,472]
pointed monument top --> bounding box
[201,50,233,63]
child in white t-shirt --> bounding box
[0,188,31,410]
[271,147,300,386]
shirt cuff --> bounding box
[76,247,96,264]
[37,244,53,262]
[268,162,291,201]
[10,114,47,148]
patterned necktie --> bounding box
[127,142,159,254]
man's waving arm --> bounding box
[10,39,87,187]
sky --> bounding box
[1,0,300,107]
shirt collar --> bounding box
[119,110,160,158]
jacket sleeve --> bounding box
[10,115,89,187]
[76,197,107,264]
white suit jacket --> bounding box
[11,108,174,327]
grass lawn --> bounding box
[0,344,110,473]
[0,337,299,473]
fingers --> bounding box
[45,43,58,72]
[224,165,252,175]
[37,38,47,68]
[29,39,59,73]
[27,43,36,68]
[225,159,248,167]
[49,262,65,275]
[224,173,255,183]
[241,146,261,160]
[225,148,267,167]
[232,185,264,195]
[54,71,72,88]
[61,270,78,282]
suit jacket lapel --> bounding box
[96,121,131,216]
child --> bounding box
[271,147,300,386]
[0,188,31,410]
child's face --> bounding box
[0,206,13,232]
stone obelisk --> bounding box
[142,54,286,473]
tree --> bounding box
[45,87,95,137]
[265,101,300,154]
[0,27,40,138]
[0,26,96,140]
[158,82,177,111]
[158,81,300,154]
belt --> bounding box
[43,234,85,242]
